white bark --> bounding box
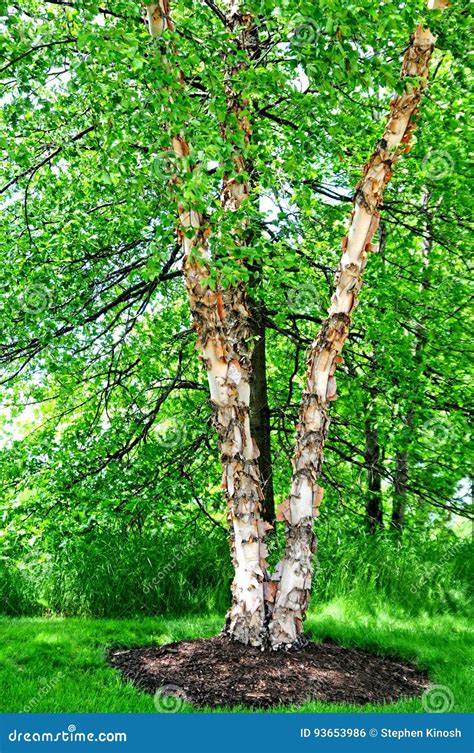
[269,23,437,648]
[144,2,268,646]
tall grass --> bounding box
[0,528,231,618]
[312,531,473,616]
[0,524,471,618]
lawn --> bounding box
[1,598,472,713]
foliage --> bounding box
[0,1,472,620]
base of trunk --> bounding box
[223,614,309,651]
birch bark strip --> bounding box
[145,1,268,646]
[269,23,437,648]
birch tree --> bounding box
[145,0,270,646]
[143,3,438,647]
[1,0,469,647]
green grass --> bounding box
[2,528,471,621]
[1,598,472,713]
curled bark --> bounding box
[269,24,437,648]
[144,1,269,646]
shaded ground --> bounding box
[108,634,429,709]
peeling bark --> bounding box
[269,24,437,648]
[218,4,272,644]
[145,1,268,646]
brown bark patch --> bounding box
[108,635,428,709]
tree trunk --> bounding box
[250,301,275,524]
[145,1,269,647]
[365,415,383,532]
[269,24,436,648]
[392,447,409,531]
[391,189,431,533]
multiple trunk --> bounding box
[145,2,437,648]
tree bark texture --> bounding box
[145,1,269,646]
[269,24,436,648]
[145,4,437,648]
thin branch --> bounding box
[0,125,96,195]
[0,37,76,73]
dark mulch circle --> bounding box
[108,634,429,709]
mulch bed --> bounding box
[108,634,429,709]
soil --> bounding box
[108,634,429,709]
